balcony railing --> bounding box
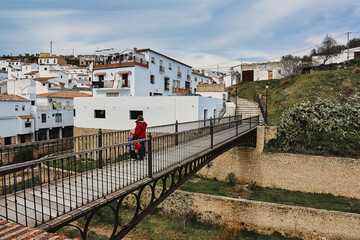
[93,56,148,69]
[177,72,182,78]
[172,87,190,95]
[37,105,74,111]
[159,66,165,73]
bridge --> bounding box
[0,115,260,239]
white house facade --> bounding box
[0,94,35,145]
[92,48,197,97]
[34,91,91,140]
[312,46,360,66]
[74,96,223,131]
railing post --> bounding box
[210,117,214,149]
[249,117,252,129]
[98,128,103,169]
[175,120,178,145]
[236,115,239,135]
[148,133,153,178]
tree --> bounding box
[348,38,360,48]
[280,54,302,78]
[317,34,343,64]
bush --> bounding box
[225,172,238,186]
[277,98,360,157]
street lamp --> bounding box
[265,82,269,124]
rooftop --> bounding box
[135,48,192,68]
[36,91,92,98]
[0,94,29,102]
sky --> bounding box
[0,0,359,70]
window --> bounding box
[159,60,163,66]
[149,92,153,96]
[159,60,164,73]
[164,77,170,91]
[53,59,56,63]
[31,101,35,106]
[49,84,52,88]
[25,122,31,128]
[151,57,155,64]
[15,105,18,111]
[185,81,190,90]
[94,110,106,118]
[106,92,119,97]
[5,137,11,145]
[42,83,46,86]
[55,113,62,122]
[130,110,143,120]
[150,75,155,84]
[169,63,172,70]
[22,105,25,111]
[173,80,180,88]
[47,60,49,63]
[44,67,47,71]
[73,109,76,117]
[194,77,197,82]
[20,135,26,143]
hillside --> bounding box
[228,59,360,125]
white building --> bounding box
[38,56,67,66]
[74,96,222,131]
[241,62,284,81]
[312,46,360,66]
[92,48,197,97]
[0,94,35,145]
[35,91,91,140]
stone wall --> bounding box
[196,83,225,92]
[198,127,360,199]
[159,190,360,240]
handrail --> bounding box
[254,94,267,124]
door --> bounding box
[268,71,273,80]
[242,70,254,82]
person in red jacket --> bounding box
[134,115,147,160]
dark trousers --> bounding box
[139,141,146,160]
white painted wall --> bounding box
[35,97,75,130]
[74,96,222,130]
[0,101,34,138]
[312,47,360,66]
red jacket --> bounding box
[135,121,147,139]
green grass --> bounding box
[227,58,360,126]
[179,176,360,214]
[59,205,297,240]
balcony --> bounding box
[177,72,182,78]
[93,56,148,69]
[172,87,190,96]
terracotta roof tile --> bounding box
[0,94,29,102]
[19,115,34,119]
[33,77,57,81]
[36,91,92,98]
[24,71,39,75]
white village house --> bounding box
[0,94,35,145]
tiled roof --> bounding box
[0,70,7,73]
[24,71,39,75]
[0,82,6,86]
[23,63,37,66]
[0,219,76,240]
[19,115,34,119]
[0,94,29,102]
[33,77,57,81]
[36,91,92,98]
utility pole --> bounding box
[347,32,350,61]
[50,41,53,56]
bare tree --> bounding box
[317,35,342,64]
[280,54,302,78]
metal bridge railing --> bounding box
[0,116,242,167]
[0,116,259,228]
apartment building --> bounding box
[92,48,197,97]
[34,91,91,140]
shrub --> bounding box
[225,172,238,186]
[277,98,360,157]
